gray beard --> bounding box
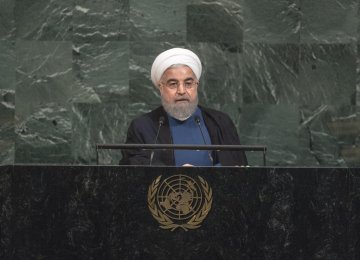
[161,96,198,121]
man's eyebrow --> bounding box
[166,78,178,83]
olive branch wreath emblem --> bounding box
[147,175,213,231]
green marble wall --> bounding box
[0,0,359,166]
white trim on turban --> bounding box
[150,48,202,87]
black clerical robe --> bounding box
[120,106,248,166]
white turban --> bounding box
[150,48,202,87]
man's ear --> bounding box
[157,84,163,95]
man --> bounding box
[120,48,247,166]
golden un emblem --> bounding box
[147,174,212,231]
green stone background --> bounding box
[0,0,359,166]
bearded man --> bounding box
[120,48,247,166]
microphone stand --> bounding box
[149,116,164,166]
[194,116,214,164]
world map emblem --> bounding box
[147,174,212,231]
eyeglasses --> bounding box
[162,81,199,90]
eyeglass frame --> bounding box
[160,79,199,90]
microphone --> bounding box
[194,116,213,164]
[149,116,165,165]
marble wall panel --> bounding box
[243,0,300,43]
[73,0,129,42]
[0,41,15,91]
[357,44,360,106]
[187,1,243,44]
[72,41,129,103]
[0,0,15,41]
[0,102,14,164]
[130,0,186,41]
[71,101,129,165]
[300,105,359,166]
[301,0,358,43]
[15,103,72,164]
[239,104,301,166]
[14,0,73,41]
[242,43,299,104]
[14,41,73,163]
[356,45,360,163]
[299,44,356,109]
[15,40,73,121]
[0,41,15,164]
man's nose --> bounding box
[176,83,186,94]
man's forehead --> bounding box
[161,65,197,80]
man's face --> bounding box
[159,65,199,120]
